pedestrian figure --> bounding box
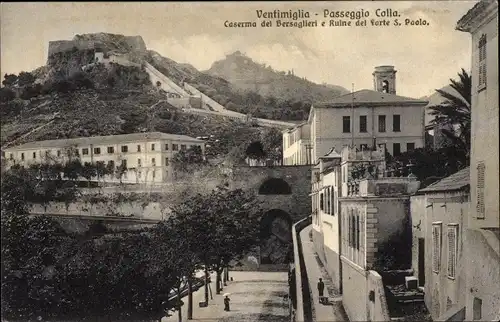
[224,295,231,311]
[317,278,325,304]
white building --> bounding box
[1,132,205,184]
[282,122,311,165]
[284,66,428,165]
[456,0,499,320]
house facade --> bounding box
[282,122,311,165]
[307,66,428,165]
[410,168,470,320]
[1,132,205,184]
[456,0,500,320]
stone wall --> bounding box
[367,270,391,321]
[341,257,368,321]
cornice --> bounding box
[456,0,498,33]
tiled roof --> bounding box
[419,167,470,193]
[314,89,428,108]
[456,0,498,32]
[3,132,204,151]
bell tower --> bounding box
[373,66,397,94]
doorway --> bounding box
[418,238,425,287]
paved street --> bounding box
[161,271,289,322]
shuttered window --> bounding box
[478,34,487,88]
[348,213,353,247]
[476,162,485,218]
[320,192,324,211]
[327,187,331,215]
[432,222,442,273]
[447,224,459,279]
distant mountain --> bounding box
[205,51,349,103]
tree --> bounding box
[2,73,18,87]
[81,162,97,187]
[152,220,200,321]
[17,72,35,87]
[171,145,207,174]
[169,185,261,302]
[427,68,471,161]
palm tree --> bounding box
[428,68,471,162]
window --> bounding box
[407,143,415,151]
[93,147,100,155]
[393,115,401,132]
[57,150,61,157]
[378,115,386,132]
[9,153,13,160]
[356,215,360,250]
[476,162,485,218]
[33,152,36,159]
[359,115,367,133]
[152,158,156,166]
[82,148,89,155]
[478,34,487,89]
[382,80,389,93]
[152,170,156,178]
[21,153,25,161]
[181,144,187,151]
[121,146,128,153]
[473,297,482,320]
[165,157,169,166]
[332,190,337,215]
[360,144,368,151]
[432,223,442,273]
[447,224,459,279]
[151,144,155,151]
[165,144,169,151]
[172,144,179,151]
[108,160,115,168]
[320,192,324,211]
[137,145,141,152]
[327,188,331,215]
[137,158,141,167]
[107,147,114,154]
[393,143,401,156]
[343,116,351,133]
[121,159,127,168]
[348,214,353,247]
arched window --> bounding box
[382,80,389,93]
[259,178,292,195]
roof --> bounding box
[314,89,428,108]
[419,167,470,193]
[3,132,204,151]
[456,0,498,32]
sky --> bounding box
[1,1,477,98]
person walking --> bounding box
[224,294,231,311]
[317,278,325,304]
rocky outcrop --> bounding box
[48,33,147,57]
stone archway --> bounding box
[258,178,292,195]
[259,209,293,264]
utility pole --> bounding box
[351,83,355,148]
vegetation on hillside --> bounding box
[146,50,340,121]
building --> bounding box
[311,144,424,321]
[456,0,500,320]
[1,132,205,184]
[301,66,428,165]
[282,122,312,165]
[410,168,470,320]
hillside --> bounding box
[206,51,349,103]
[0,33,283,163]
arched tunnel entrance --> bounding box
[259,209,293,264]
